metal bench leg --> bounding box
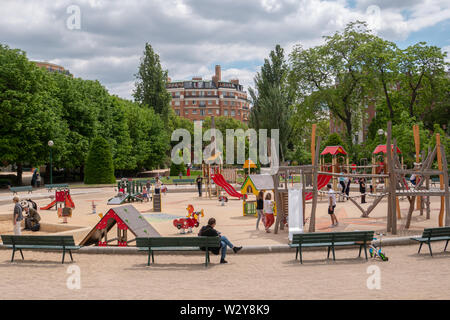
[358,245,362,258]
[69,250,73,262]
[62,248,66,264]
[295,248,298,261]
[205,250,209,267]
[147,249,151,266]
[418,242,423,254]
[364,244,368,260]
[327,246,331,259]
[332,246,336,261]
[427,242,433,257]
[152,250,154,263]
[299,247,303,264]
[19,249,24,260]
[444,240,449,252]
[11,248,15,262]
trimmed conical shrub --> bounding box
[84,137,116,184]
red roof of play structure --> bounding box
[373,145,402,154]
[320,146,347,156]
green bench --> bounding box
[45,184,69,191]
[136,236,221,267]
[9,186,33,194]
[289,231,374,264]
[411,227,450,256]
[1,235,81,264]
[172,179,195,186]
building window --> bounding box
[224,101,228,106]
[192,100,196,105]
[231,111,235,116]
[208,109,213,114]
[175,101,180,106]
[224,110,228,116]
[208,100,212,105]
[175,110,180,116]
[192,109,197,114]
[208,91,212,96]
[200,110,205,116]
[185,110,189,115]
[231,101,235,106]
[216,110,220,115]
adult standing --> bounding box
[154,177,161,195]
[196,175,203,197]
[12,197,23,235]
[359,178,367,204]
[345,175,351,200]
[256,191,265,230]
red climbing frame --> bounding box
[96,209,129,247]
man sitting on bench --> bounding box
[198,218,242,264]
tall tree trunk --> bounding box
[16,163,23,186]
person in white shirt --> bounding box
[327,184,339,227]
[263,193,275,233]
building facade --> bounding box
[33,61,72,77]
[166,65,250,123]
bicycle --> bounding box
[369,232,389,261]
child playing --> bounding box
[263,193,275,233]
[142,187,149,202]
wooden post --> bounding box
[311,124,316,165]
[273,173,282,234]
[309,137,321,232]
[439,144,450,226]
[413,124,421,211]
[386,122,397,234]
[436,134,445,226]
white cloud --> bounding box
[1,0,449,100]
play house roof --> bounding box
[320,146,347,156]
[241,174,274,195]
[372,145,402,154]
[243,159,257,169]
[79,204,160,246]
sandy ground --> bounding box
[0,244,449,300]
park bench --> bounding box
[45,183,69,191]
[9,186,33,195]
[410,227,450,256]
[1,235,81,264]
[136,236,221,267]
[289,231,374,264]
[172,178,195,186]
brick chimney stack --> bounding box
[215,65,221,81]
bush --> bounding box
[84,137,116,184]
[170,161,186,176]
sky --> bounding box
[1,0,449,100]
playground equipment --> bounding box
[211,173,244,199]
[241,174,277,216]
[40,189,75,211]
[369,232,388,261]
[107,179,145,205]
[172,204,204,234]
[320,145,348,190]
[79,205,160,247]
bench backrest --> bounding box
[1,235,76,247]
[136,236,220,248]
[422,227,450,239]
[173,179,195,183]
[45,184,69,189]
[9,186,32,191]
[292,231,374,245]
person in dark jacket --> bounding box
[359,178,367,204]
[196,176,203,197]
[198,218,242,264]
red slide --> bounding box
[211,173,244,199]
[40,200,57,210]
[305,174,332,200]
[65,194,75,208]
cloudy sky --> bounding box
[1,0,449,99]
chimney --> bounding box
[215,65,221,81]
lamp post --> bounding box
[377,129,384,145]
[48,140,54,185]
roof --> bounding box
[242,174,274,191]
[243,159,257,169]
[373,145,402,154]
[320,146,347,156]
[79,205,160,246]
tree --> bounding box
[290,21,374,150]
[0,45,67,185]
[133,43,171,122]
[84,137,116,184]
[249,44,292,161]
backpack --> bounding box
[31,223,40,232]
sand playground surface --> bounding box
[0,186,449,299]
